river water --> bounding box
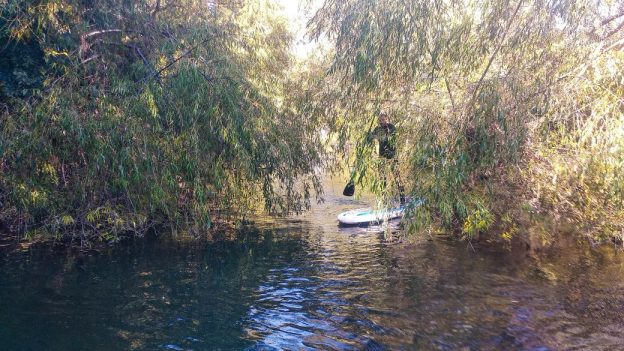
[1,185,624,350]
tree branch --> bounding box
[445,77,456,111]
[601,11,624,26]
[139,36,213,84]
[605,19,624,39]
[467,0,524,116]
[82,29,123,39]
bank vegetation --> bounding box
[1,0,623,249]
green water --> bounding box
[1,193,624,350]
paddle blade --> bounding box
[343,181,355,196]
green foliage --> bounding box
[0,0,322,241]
[527,48,624,242]
[309,0,624,244]
[462,206,494,240]
[3,0,623,248]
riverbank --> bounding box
[1,171,621,256]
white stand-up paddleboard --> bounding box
[337,199,423,226]
[337,205,406,226]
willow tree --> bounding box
[308,0,624,244]
[0,0,323,242]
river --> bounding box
[1,183,624,350]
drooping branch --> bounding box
[79,29,123,61]
[138,36,214,84]
[466,0,524,116]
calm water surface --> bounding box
[1,190,624,350]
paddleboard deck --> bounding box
[337,199,423,226]
[337,205,406,226]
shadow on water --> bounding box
[1,179,624,350]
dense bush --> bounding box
[0,0,322,243]
[308,0,624,246]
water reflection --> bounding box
[1,195,624,350]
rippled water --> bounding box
[2,188,624,350]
